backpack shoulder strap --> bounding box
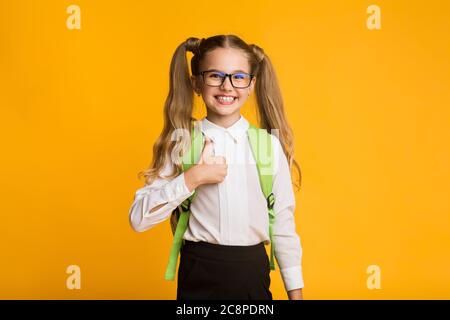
[164,124,204,281]
[247,124,276,271]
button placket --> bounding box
[239,138,251,243]
[224,134,234,244]
[214,132,229,244]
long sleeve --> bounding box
[128,162,195,233]
[271,135,305,291]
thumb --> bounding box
[199,136,214,164]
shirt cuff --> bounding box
[142,173,194,218]
[280,265,304,291]
[161,172,194,202]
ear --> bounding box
[248,76,256,94]
[191,75,201,94]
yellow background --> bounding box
[1,0,449,299]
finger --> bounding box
[220,156,227,165]
[201,137,214,159]
[212,156,226,165]
[208,156,226,164]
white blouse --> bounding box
[129,115,304,291]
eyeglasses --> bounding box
[200,70,254,88]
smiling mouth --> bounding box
[215,96,237,105]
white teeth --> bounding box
[216,96,235,102]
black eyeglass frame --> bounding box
[199,70,255,89]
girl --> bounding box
[129,35,304,300]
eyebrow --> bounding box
[206,68,250,74]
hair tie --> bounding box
[185,37,204,55]
[251,44,265,63]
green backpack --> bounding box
[165,123,276,280]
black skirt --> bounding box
[177,240,273,300]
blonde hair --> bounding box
[138,34,302,191]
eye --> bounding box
[208,72,224,78]
[232,73,248,80]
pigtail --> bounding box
[138,37,202,185]
[251,44,302,191]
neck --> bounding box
[206,112,241,129]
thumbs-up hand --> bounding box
[198,136,226,165]
[184,136,228,191]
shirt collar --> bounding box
[200,115,249,143]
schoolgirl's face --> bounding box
[191,47,256,121]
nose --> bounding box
[220,75,234,90]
